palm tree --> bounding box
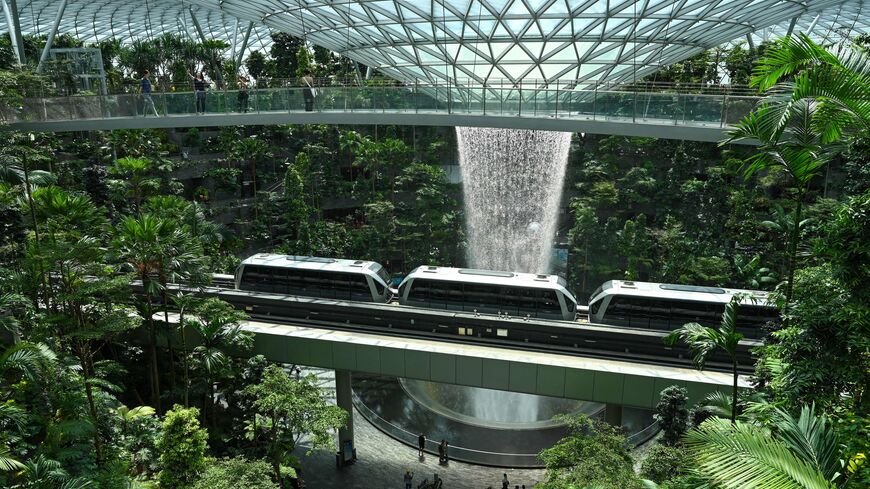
[188,298,250,427]
[685,404,841,488]
[113,214,170,412]
[664,296,746,424]
[109,157,159,213]
[725,34,870,311]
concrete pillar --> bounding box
[604,403,623,427]
[335,369,356,467]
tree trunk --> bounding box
[79,342,104,465]
[143,281,161,413]
[783,189,805,325]
[731,359,738,425]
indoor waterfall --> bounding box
[456,127,573,274]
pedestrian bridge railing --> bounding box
[1,81,760,132]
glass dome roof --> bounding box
[4,0,869,85]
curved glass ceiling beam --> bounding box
[3,0,868,86]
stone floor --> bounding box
[291,368,544,489]
[294,408,546,489]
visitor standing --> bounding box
[189,71,210,114]
[237,74,250,113]
[403,470,413,489]
[501,473,509,489]
[139,70,159,117]
[437,439,445,464]
[301,70,316,111]
[417,433,426,458]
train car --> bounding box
[234,254,394,302]
[588,280,778,338]
[397,266,577,320]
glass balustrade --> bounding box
[1,83,758,128]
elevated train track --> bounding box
[136,276,760,375]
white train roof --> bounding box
[592,280,772,306]
[240,253,384,275]
[406,266,570,289]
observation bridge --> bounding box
[4,81,760,142]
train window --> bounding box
[501,287,521,314]
[603,295,632,326]
[408,279,432,301]
[464,283,499,309]
[589,299,601,316]
[647,299,671,329]
[350,275,372,301]
[539,291,561,314]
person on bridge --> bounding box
[501,473,509,489]
[237,74,250,113]
[417,433,426,458]
[189,71,211,114]
[139,70,159,117]
[301,70,316,112]
[404,469,413,489]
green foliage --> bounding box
[684,406,842,489]
[191,457,278,489]
[243,365,346,486]
[655,386,690,446]
[156,405,208,489]
[538,415,642,489]
[640,444,691,484]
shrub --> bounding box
[156,405,208,489]
[655,386,690,445]
[640,444,691,483]
[192,457,278,489]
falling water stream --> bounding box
[456,127,573,274]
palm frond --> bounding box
[685,418,835,489]
[773,405,841,481]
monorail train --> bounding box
[396,266,578,321]
[588,280,778,338]
[234,254,394,302]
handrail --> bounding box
[0,83,760,129]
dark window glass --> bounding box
[603,295,631,326]
[589,299,602,316]
[539,290,561,314]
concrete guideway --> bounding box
[156,312,749,409]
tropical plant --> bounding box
[655,386,690,446]
[243,364,346,488]
[187,298,251,427]
[665,295,747,424]
[191,456,279,489]
[157,405,208,489]
[726,33,870,310]
[685,404,843,488]
[537,414,643,489]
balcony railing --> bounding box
[1,80,760,128]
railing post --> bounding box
[518,84,522,115]
[447,76,453,114]
[592,83,598,119]
[632,87,637,123]
[482,85,486,115]
[554,79,559,118]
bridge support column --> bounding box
[335,370,356,467]
[604,403,623,427]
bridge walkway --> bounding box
[4,84,759,141]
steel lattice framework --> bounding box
[3,0,869,85]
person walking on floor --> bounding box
[139,70,159,117]
[404,470,413,489]
[301,70,316,111]
[189,71,210,114]
[417,433,426,458]
[502,473,510,489]
[438,439,449,465]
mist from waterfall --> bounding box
[456,127,572,275]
